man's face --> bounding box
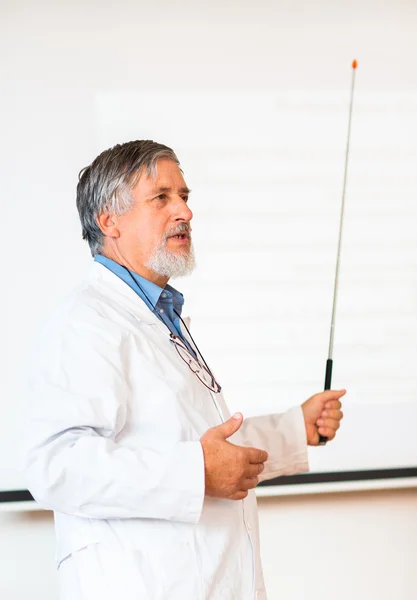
[107,159,194,285]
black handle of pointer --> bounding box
[319,359,333,445]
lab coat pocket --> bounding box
[122,518,203,600]
[59,542,152,600]
[55,512,100,570]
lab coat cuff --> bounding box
[281,404,309,474]
[260,405,309,481]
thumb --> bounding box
[212,412,243,439]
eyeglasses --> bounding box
[170,334,222,394]
[118,264,221,392]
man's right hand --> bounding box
[200,413,268,501]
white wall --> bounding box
[2,0,417,491]
[2,489,417,599]
[2,0,417,598]
[258,490,417,599]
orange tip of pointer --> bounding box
[352,59,358,69]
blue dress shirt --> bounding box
[94,255,187,342]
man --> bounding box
[24,140,345,600]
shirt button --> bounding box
[159,309,164,314]
[161,292,167,298]
[256,591,262,599]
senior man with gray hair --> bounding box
[24,140,345,600]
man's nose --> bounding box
[174,197,193,222]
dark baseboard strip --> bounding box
[1,467,417,503]
[0,490,34,503]
[258,467,417,487]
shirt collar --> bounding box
[94,254,183,312]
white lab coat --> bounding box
[24,262,309,600]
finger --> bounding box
[320,409,343,421]
[231,490,249,501]
[246,463,265,478]
[211,413,244,440]
[317,426,337,441]
[324,400,342,410]
[320,389,346,402]
[317,417,341,430]
[241,477,259,491]
[247,448,269,464]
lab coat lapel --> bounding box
[88,262,165,329]
[88,262,191,336]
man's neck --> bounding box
[100,247,169,288]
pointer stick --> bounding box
[319,59,358,445]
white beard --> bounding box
[145,241,196,279]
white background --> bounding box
[2,1,417,493]
[2,1,417,599]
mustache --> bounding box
[163,222,192,243]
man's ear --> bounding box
[96,212,120,238]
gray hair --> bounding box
[76,140,180,256]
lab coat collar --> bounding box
[86,261,189,331]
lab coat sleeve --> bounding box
[24,312,205,522]
[237,406,309,481]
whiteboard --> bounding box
[96,90,417,475]
[2,89,417,497]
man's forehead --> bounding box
[148,185,191,195]
[133,160,189,194]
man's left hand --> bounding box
[302,389,346,446]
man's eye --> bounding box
[156,194,166,201]
[182,196,189,204]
